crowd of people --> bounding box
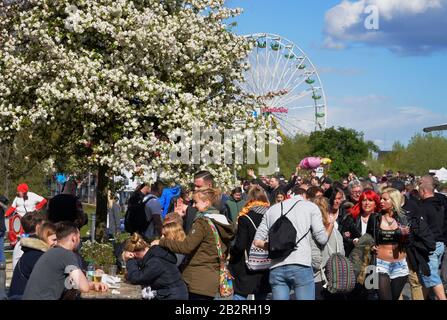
[1,167,447,300]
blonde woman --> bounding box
[366,187,410,300]
[151,187,235,300]
[162,220,187,268]
[122,233,188,300]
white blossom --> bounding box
[0,0,271,189]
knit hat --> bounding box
[17,183,29,193]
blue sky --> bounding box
[228,0,447,150]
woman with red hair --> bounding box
[341,189,381,256]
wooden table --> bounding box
[81,281,143,300]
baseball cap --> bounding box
[17,183,29,193]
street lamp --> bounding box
[423,124,447,133]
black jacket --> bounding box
[0,195,7,234]
[406,213,436,276]
[433,192,447,245]
[8,237,48,298]
[341,214,363,257]
[256,176,297,204]
[126,246,188,300]
[228,207,270,296]
[419,196,445,243]
[402,198,420,219]
[365,212,409,244]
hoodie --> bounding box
[419,196,445,242]
[159,207,235,298]
[224,197,246,222]
[158,186,181,219]
[126,245,188,300]
[9,237,49,298]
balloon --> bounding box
[298,157,332,170]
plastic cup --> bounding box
[93,272,103,283]
[109,265,117,277]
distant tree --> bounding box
[401,134,447,175]
[307,127,378,180]
[278,134,310,178]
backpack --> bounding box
[321,239,356,294]
[244,215,271,271]
[268,201,310,260]
[124,193,155,234]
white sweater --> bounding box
[254,196,329,269]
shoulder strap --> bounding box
[295,228,311,246]
[325,234,339,256]
[280,200,306,246]
[244,215,257,230]
[204,218,225,263]
[143,194,156,204]
[281,200,301,218]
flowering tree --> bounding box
[0,0,271,230]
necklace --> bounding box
[384,216,395,226]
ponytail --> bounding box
[194,187,221,207]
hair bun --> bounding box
[131,233,140,243]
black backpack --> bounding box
[124,193,155,234]
[268,200,310,260]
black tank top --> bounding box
[377,228,401,244]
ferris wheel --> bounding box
[241,33,327,136]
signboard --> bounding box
[316,166,324,179]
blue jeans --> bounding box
[0,232,5,263]
[233,293,269,300]
[269,264,315,300]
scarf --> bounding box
[238,200,269,219]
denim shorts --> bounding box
[376,258,409,279]
[419,242,444,288]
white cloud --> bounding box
[322,37,346,50]
[327,94,447,149]
[323,0,447,55]
[371,0,442,19]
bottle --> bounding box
[87,262,95,281]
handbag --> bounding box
[205,218,234,298]
[244,215,271,271]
